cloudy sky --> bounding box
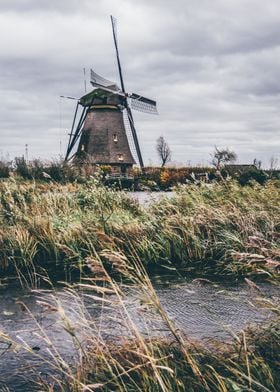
[1,0,280,167]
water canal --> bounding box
[0,277,278,391]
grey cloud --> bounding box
[1,0,280,167]
[0,0,89,13]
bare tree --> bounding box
[269,156,279,171]
[253,158,262,169]
[156,136,171,167]
[211,146,237,169]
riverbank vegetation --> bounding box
[0,178,279,281]
[0,157,279,189]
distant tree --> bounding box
[211,147,237,170]
[253,158,262,169]
[156,136,172,167]
[14,156,31,179]
[267,156,279,179]
[269,156,279,171]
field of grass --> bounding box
[0,178,279,280]
[0,178,279,390]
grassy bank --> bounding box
[1,158,279,189]
[83,322,280,391]
[0,178,279,280]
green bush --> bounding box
[0,161,10,178]
[14,157,31,179]
[237,169,268,186]
[29,159,44,179]
[44,160,73,182]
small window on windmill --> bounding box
[113,133,118,143]
[81,144,85,151]
[117,154,124,162]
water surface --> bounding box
[0,279,278,391]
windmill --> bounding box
[65,16,157,175]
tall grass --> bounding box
[0,179,279,280]
[1,250,279,391]
[0,175,279,390]
[75,259,280,391]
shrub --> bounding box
[0,161,10,178]
[44,160,70,182]
[237,169,268,186]
[14,157,31,179]
[159,169,171,188]
[29,159,44,179]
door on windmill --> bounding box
[121,164,127,176]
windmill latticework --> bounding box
[123,108,140,165]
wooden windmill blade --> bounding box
[125,107,144,169]
[110,15,145,169]
[110,16,126,93]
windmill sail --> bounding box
[110,15,145,168]
[130,93,158,114]
[110,15,125,93]
[123,109,139,164]
[125,106,144,168]
[90,69,120,91]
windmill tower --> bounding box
[65,16,157,175]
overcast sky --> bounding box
[1,0,280,167]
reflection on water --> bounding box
[129,191,174,205]
[0,279,278,391]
